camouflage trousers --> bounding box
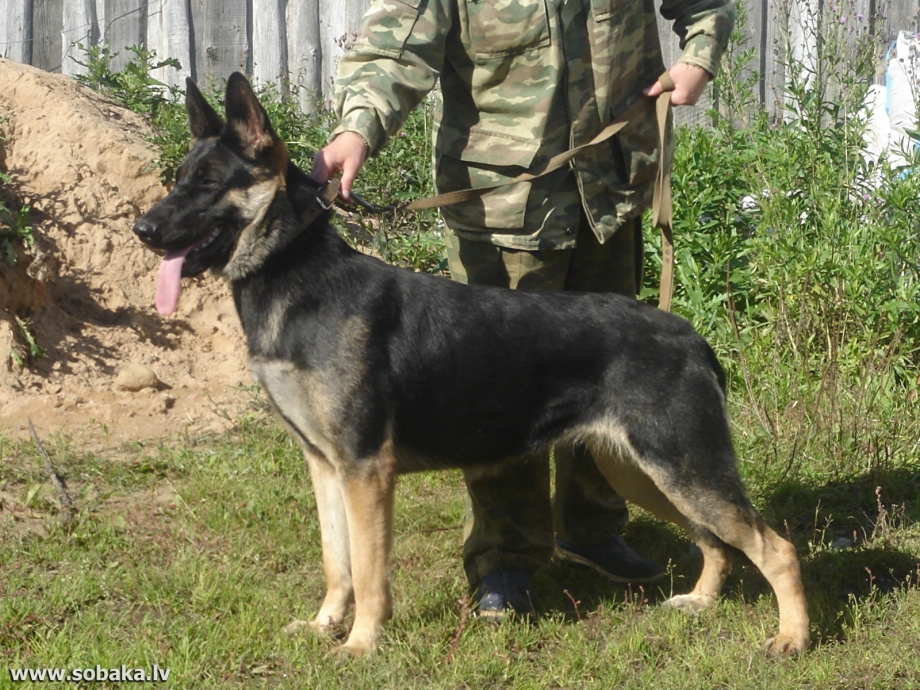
[446,213,644,586]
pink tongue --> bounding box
[155,247,193,316]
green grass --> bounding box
[2,407,919,689]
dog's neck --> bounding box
[221,161,338,282]
[226,160,358,357]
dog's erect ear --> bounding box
[223,72,279,161]
[185,78,224,142]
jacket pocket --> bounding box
[435,128,535,231]
[437,161,532,231]
[465,0,551,60]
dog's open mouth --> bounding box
[155,228,221,316]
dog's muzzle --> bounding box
[133,218,159,245]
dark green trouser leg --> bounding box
[447,217,643,586]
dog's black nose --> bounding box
[133,218,159,243]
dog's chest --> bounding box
[250,358,342,463]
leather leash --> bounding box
[318,72,676,311]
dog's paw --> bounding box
[281,619,313,636]
[762,633,809,657]
[282,618,345,638]
[336,638,375,659]
[661,593,717,615]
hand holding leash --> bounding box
[310,131,368,201]
[644,62,711,106]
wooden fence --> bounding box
[0,0,373,112]
[2,0,919,119]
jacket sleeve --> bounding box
[331,0,452,156]
[659,0,736,77]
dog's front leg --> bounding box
[283,453,354,637]
[337,449,397,657]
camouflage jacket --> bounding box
[333,0,734,250]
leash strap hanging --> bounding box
[323,71,676,310]
[652,71,675,312]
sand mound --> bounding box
[0,58,252,445]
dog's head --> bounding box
[134,73,291,316]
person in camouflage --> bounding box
[311,0,735,618]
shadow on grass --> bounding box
[762,465,920,642]
[758,465,920,544]
[519,465,920,641]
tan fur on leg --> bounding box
[309,454,355,632]
[660,491,809,654]
[728,523,809,655]
[590,450,732,613]
[589,438,808,654]
[663,539,732,614]
[282,453,354,637]
[337,446,397,657]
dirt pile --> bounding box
[0,58,251,445]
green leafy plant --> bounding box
[0,119,35,266]
[74,43,188,183]
[0,185,34,267]
[8,316,45,368]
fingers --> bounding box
[669,81,704,107]
[643,80,665,98]
[668,63,710,106]
[644,63,711,107]
[340,159,361,199]
[309,131,368,201]
[310,151,331,185]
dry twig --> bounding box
[28,418,75,528]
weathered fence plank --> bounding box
[882,0,920,42]
[286,0,323,110]
[103,0,146,72]
[190,0,248,87]
[32,0,64,71]
[1,0,34,63]
[61,0,98,75]
[94,0,104,35]
[318,0,370,93]
[147,0,191,87]
[252,0,285,84]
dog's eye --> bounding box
[195,168,219,187]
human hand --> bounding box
[310,131,368,200]
[643,63,711,106]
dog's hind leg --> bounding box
[283,452,354,637]
[589,453,733,612]
[590,439,809,655]
[337,443,397,657]
[695,502,809,656]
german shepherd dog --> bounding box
[133,73,809,657]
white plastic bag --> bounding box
[885,31,920,169]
